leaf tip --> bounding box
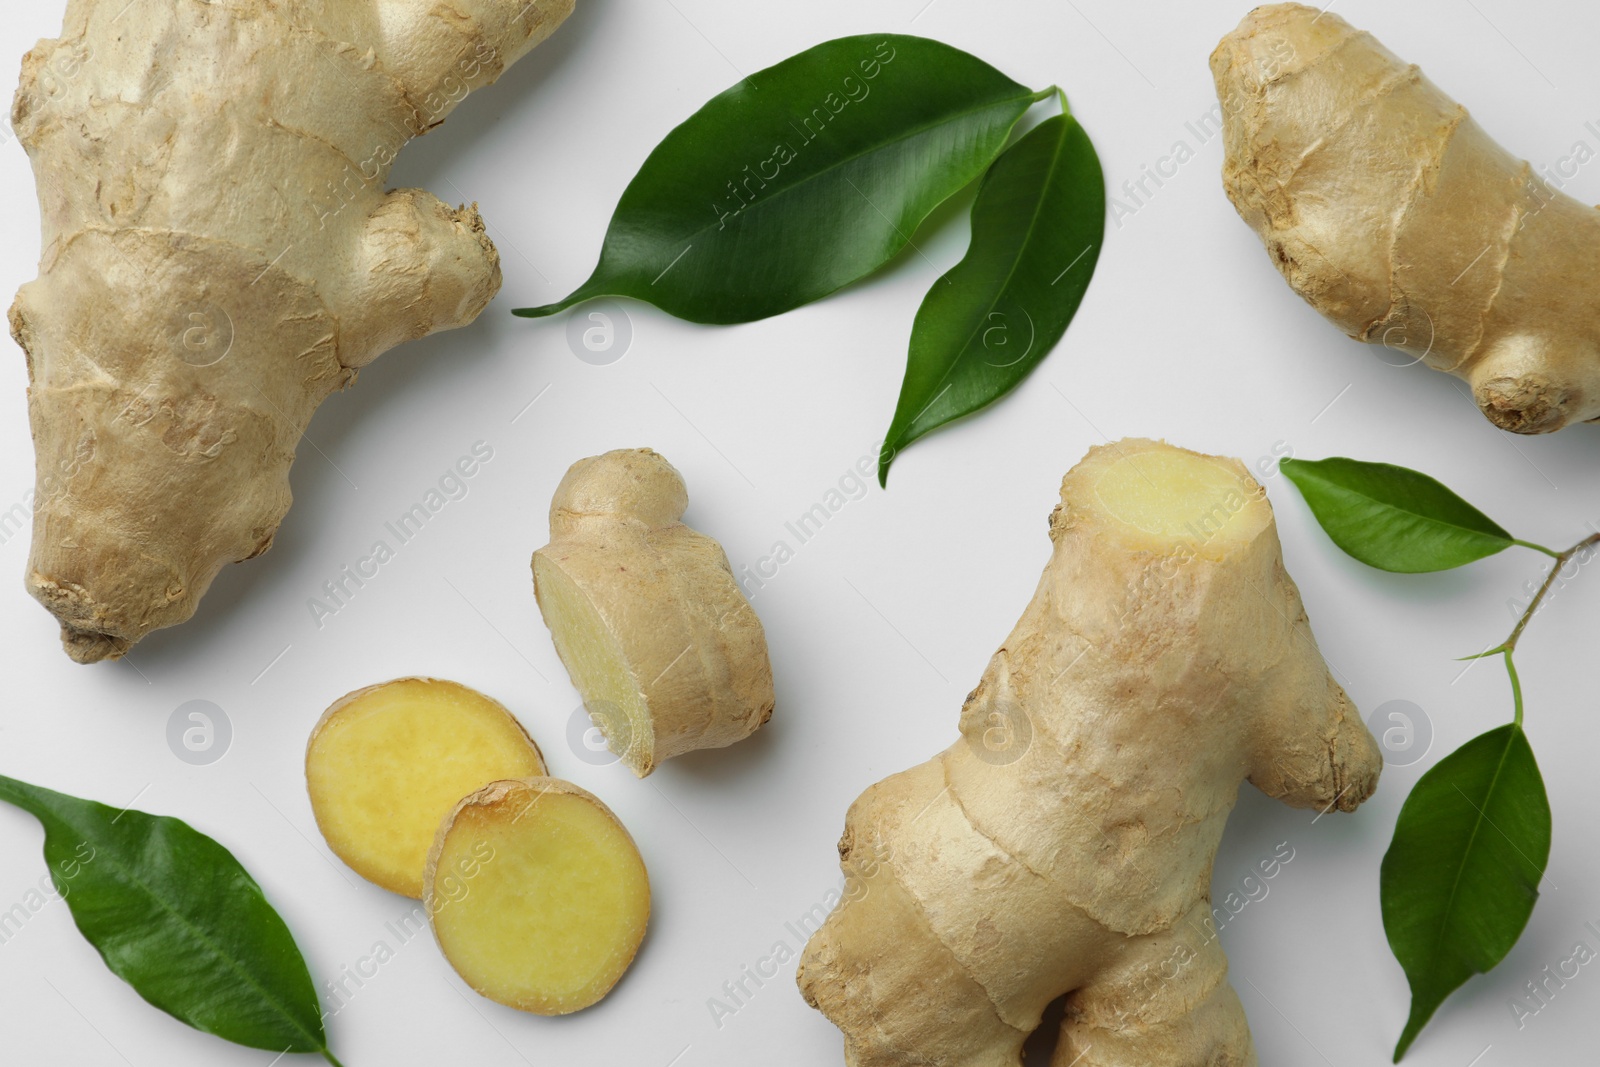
[511,304,560,319]
[877,437,901,489]
[1393,979,1447,1061]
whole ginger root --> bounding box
[1213,3,1600,434]
[797,439,1382,1067]
[10,0,573,661]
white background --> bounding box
[0,1,1597,1064]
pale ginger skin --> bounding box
[797,439,1382,1067]
[533,449,774,776]
[11,0,574,662]
[1213,3,1600,434]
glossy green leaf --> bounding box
[1381,725,1550,1060]
[879,107,1103,485]
[1280,457,1515,572]
[0,776,341,1065]
[514,34,1049,324]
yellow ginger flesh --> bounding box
[426,778,650,1015]
[306,677,546,899]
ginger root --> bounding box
[532,449,774,776]
[796,439,1382,1067]
[1212,3,1600,434]
[11,0,573,662]
[426,777,650,1015]
[306,678,546,899]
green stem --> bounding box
[322,1049,346,1067]
[1511,538,1561,559]
[1504,649,1524,728]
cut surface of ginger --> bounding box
[1086,441,1268,558]
[427,778,650,1015]
[306,678,546,898]
[531,554,651,769]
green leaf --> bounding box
[1381,725,1550,1060]
[1280,457,1515,572]
[0,776,341,1065]
[513,35,1048,324]
[879,106,1104,485]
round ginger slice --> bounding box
[426,778,650,1015]
[306,678,546,898]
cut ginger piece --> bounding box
[426,778,650,1014]
[532,448,775,777]
[305,678,546,898]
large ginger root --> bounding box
[10,0,574,662]
[426,777,650,1014]
[796,439,1382,1067]
[532,449,774,776]
[1212,3,1600,434]
[306,677,546,898]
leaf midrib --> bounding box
[2,786,325,1054]
[900,116,1071,441]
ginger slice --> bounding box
[426,778,650,1015]
[306,678,545,898]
